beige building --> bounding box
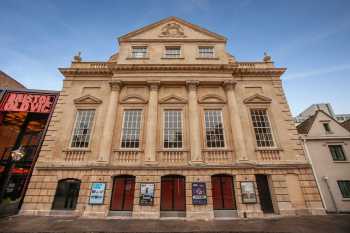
[297,110,350,213]
[21,17,324,219]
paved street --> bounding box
[0,215,349,233]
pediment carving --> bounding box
[73,95,102,105]
[198,94,226,104]
[159,23,185,38]
[120,95,147,104]
[159,95,187,104]
[243,94,272,104]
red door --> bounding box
[161,176,185,211]
[211,175,236,210]
[110,176,135,211]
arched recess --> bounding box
[110,175,136,211]
[160,175,186,211]
[211,174,236,210]
[52,178,81,210]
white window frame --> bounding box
[203,109,226,149]
[131,46,148,58]
[164,46,182,58]
[198,46,215,58]
[249,108,276,149]
[120,109,143,149]
[69,109,96,150]
[163,109,184,149]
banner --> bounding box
[192,182,207,205]
[89,182,106,205]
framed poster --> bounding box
[139,183,155,206]
[89,182,106,205]
[240,181,257,204]
[192,182,207,205]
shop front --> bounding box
[0,89,58,216]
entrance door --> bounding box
[160,175,185,211]
[255,174,274,213]
[211,175,236,210]
[52,179,81,210]
[110,175,135,211]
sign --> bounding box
[240,181,257,204]
[1,92,55,113]
[89,182,106,205]
[139,183,155,206]
[192,182,207,205]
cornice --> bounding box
[59,63,286,77]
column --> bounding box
[144,81,160,163]
[223,80,248,161]
[97,81,121,162]
[186,81,202,163]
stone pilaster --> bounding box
[97,81,121,162]
[144,81,160,164]
[186,81,202,163]
[223,81,248,161]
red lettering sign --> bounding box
[1,92,55,113]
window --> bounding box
[164,110,183,148]
[199,46,214,58]
[338,181,350,198]
[329,145,346,161]
[121,110,142,148]
[71,110,95,148]
[250,109,274,148]
[323,123,332,134]
[204,110,225,148]
[164,46,181,58]
[132,46,147,58]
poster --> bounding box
[240,181,257,204]
[192,182,207,205]
[139,183,155,206]
[89,182,106,205]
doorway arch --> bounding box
[52,178,81,210]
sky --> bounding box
[1,0,349,116]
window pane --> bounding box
[71,110,95,148]
[250,109,274,148]
[132,47,147,58]
[165,47,181,58]
[164,110,183,148]
[329,145,346,161]
[199,47,214,58]
[338,181,350,198]
[121,110,142,148]
[205,110,225,148]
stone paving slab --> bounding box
[0,215,349,233]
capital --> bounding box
[109,81,122,91]
[223,80,236,91]
[186,80,199,91]
[147,81,160,91]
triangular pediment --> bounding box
[243,94,272,104]
[308,111,350,137]
[73,95,102,105]
[159,95,187,104]
[119,17,226,42]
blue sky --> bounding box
[1,0,349,116]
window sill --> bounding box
[196,57,219,60]
[64,148,91,152]
[113,149,143,152]
[333,161,350,163]
[255,148,282,152]
[126,57,149,60]
[158,149,189,152]
[342,198,350,201]
[161,57,185,59]
[202,148,233,152]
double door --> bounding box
[211,175,236,210]
[110,176,135,211]
[160,175,185,211]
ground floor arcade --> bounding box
[20,166,325,219]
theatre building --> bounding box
[0,74,58,216]
[21,17,324,219]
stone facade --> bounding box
[21,17,324,219]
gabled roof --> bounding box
[296,110,350,135]
[0,70,26,89]
[341,118,350,132]
[118,16,226,42]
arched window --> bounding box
[52,179,81,210]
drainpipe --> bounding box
[301,137,327,210]
[322,176,338,213]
